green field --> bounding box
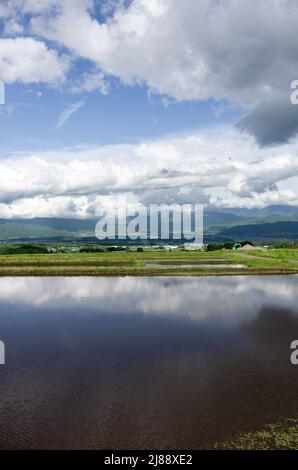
[0,248,297,276]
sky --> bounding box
[0,0,298,218]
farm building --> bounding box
[184,243,206,251]
[238,244,263,251]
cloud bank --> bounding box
[0,128,297,218]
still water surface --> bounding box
[0,276,297,449]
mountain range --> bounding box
[0,205,297,243]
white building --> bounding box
[163,245,179,251]
[184,243,206,251]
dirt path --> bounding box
[235,252,279,261]
[234,251,298,265]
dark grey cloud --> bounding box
[236,98,298,147]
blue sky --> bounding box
[0,78,244,155]
[0,0,298,217]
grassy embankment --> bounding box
[0,248,297,276]
[215,417,298,450]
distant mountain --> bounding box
[0,209,298,242]
[203,210,244,228]
[217,221,298,241]
[216,205,298,218]
[0,217,96,232]
[0,222,70,239]
[0,213,242,240]
[0,218,95,241]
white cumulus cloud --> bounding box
[0,128,297,217]
[0,37,70,85]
